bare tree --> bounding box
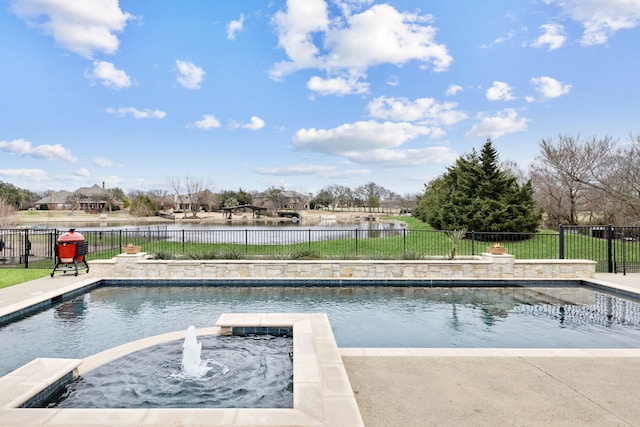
[168,177,187,219]
[501,159,527,185]
[184,176,211,218]
[328,185,353,211]
[66,192,85,214]
[105,187,126,212]
[199,190,220,212]
[531,135,613,225]
[263,186,285,214]
[530,167,570,227]
[0,195,16,227]
[531,134,640,224]
[602,135,640,222]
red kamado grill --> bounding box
[51,229,89,277]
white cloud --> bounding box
[270,0,329,79]
[193,114,221,130]
[255,164,370,179]
[531,23,566,50]
[243,116,266,131]
[294,120,429,152]
[74,168,91,177]
[345,146,458,167]
[270,1,452,82]
[531,76,571,99]
[386,75,400,86]
[332,0,375,17]
[367,96,467,130]
[547,0,640,45]
[466,108,529,139]
[86,61,131,89]
[495,30,516,44]
[483,30,516,48]
[0,138,77,162]
[176,60,205,90]
[227,14,244,40]
[324,4,452,72]
[307,75,369,95]
[93,157,119,168]
[292,120,456,166]
[106,107,166,119]
[445,84,463,96]
[480,30,516,49]
[11,0,133,58]
[486,81,515,101]
[0,168,48,181]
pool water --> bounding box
[2,285,640,377]
[50,334,293,409]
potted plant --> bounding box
[488,243,506,255]
[123,243,141,254]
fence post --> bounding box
[49,230,55,260]
[607,224,614,273]
[403,228,407,255]
[23,229,30,269]
[470,230,475,256]
[355,229,359,256]
[558,225,564,259]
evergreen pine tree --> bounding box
[414,139,541,233]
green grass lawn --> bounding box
[3,217,632,288]
[74,216,578,262]
[0,269,51,289]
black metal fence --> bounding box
[559,225,640,274]
[2,225,638,273]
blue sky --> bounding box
[1,0,640,197]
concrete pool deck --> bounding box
[0,273,639,426]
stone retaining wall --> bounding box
[88,253,596,280]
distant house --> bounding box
[34,191,73,210]
[174,194,193,212]
[253,190,310,213]
[72,184,124,211]
[174,189,220,213]
[35,184,124,212]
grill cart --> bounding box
[51,229,89,277]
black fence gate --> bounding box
[0,228,56,269]
[560,225,640,274]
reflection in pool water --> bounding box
[2,285,640,378]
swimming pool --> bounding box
[1,282,640,377]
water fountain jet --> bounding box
[181,325,211,378]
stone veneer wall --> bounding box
[88,253,596,279]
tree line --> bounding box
[1,133,639,229]
[531,134,640,226]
